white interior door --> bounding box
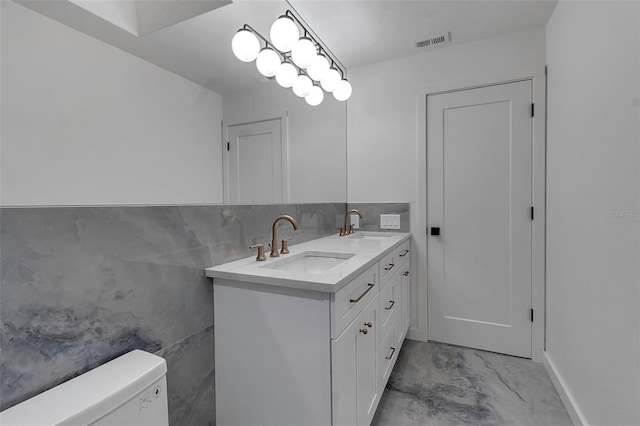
[427,80,533,358]
[227,119,283,203]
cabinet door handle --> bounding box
[364,322,373,328]
[402,271,410,277]
[399,249,409,257]
[384,263,395,271]
[385,347,396,360]
[359,328,368,335]
[384,300,395,310]
[349,283,375,303]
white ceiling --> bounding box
[17,0,557,95]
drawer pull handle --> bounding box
[399,250,409,257]
[364,322,373,328]
[349,283,375,303]
[384,300,395,310]
[385,347,396,360]
[402,271,410,277]
[384,263,395,271]
[359,328,368,335]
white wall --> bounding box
[347,27,547,343]
[545,2,640,425]
[1,1,224,206]
[223,83,347,203]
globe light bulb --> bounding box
[292,74,312,97]
[320,67,341,92]
[291,37,317,69]
[270,15,299,53]
[307,54,329,81]
[275,61,297,88]
[231,29,260,62]
[256,48,281,77]
[333,79,352,101]
[305,85,324,106]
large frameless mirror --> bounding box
[8,0,347,205]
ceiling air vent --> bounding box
[415,32,450,49]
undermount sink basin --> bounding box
[347,232,393,241]
[261,251,355,274]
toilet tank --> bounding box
[0,350,168,426]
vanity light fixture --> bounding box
[231,28,260,62]
[291,36,317,68]
[270,15,299,52]
[256,47,281,77]
[306,53,329,81]
[231,9,351,105]
[275,61,297,88]
[292,73,313,97]
[305,85,324,106]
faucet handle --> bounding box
[281,237,293,254]
[250,244,266,261]
[348,224,354,235]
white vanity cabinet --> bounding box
[207,233,411,426]
[332,293,379,426]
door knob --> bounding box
[430,227,440,236]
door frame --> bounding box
[222,115,290,203]
[416,75,546,361]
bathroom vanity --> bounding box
[206,232,411,426]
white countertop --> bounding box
[205,232,411,293]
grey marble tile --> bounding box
[212,203,343,262]
[0,203,342,413]
[347,203,410,232]
[372,340,572,426]
[155,325,215,426]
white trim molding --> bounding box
[543,351,588,426]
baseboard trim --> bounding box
[543,351,588,426]
[406,327,426,342]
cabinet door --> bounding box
[357,294,379,426]
[401,265,411,339]
[332,312,361,426]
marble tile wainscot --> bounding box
[0,203,343,425]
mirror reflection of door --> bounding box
[225,118,285,203]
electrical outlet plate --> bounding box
[380,214,400,230]
[350,215,360,229]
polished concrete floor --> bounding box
[372,340,572,426]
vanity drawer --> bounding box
[395,240,410,268]
[331,263,378,338]
[379,250,397,286]
[379,271,400,339]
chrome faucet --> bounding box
[270,214,299,257]
[341,209,363,236]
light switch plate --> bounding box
[380,214,401,230]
